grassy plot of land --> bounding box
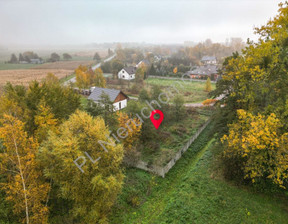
[145,78,216,103]
[110,124,288,224]
[106,77,215,103]
[139,108,211,166]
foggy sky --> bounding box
[0,0,283,46]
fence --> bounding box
[133,119,211,177]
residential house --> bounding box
[201,56,217,65]
[19,58,43,64]
[88,87,129,111]
[187,65,219,80]
[153,55,162,62]
[136,59,150,68]
[118,66,136,80]
[30,58,43,64]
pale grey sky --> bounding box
[0,0,283,46]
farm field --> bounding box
[110,124,288,224]
[0,62,40,70]
[32,60,95,70]
[0,69,73,88]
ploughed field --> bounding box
[0,69,73,88]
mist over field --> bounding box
[0,0,282,48]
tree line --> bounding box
[212,2,288,190]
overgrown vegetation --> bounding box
[110,122,288,223]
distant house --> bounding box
[136,59,150,68]
[201,56,217,65]
[30,59,43,64]
[187,65,219,80]
[19,59,43,64]
[88,87,129,111]
[154,55,162,62]
[118,66,136,80]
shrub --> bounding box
[202,98,217,105]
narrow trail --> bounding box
[127,138,215,224]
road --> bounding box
[64,54,116,86]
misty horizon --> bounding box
[0,0,282,48]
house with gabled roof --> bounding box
[187,65,219,80]
[88,87,129,111]
[118,66,136,80]
[201,56,217,65]
[136,59,150,68]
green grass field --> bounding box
[106,77,215,103]
[145,78,215,103]
[0,63,40,70]
[110,123,288,224]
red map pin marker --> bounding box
[150,110,164,129]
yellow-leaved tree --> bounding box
[0,114,50,224]
[173,67,178,74]
[93,68,106,88]
[117,112,142,165]
[117,112,142,151]
[221,109,288,188]
[34,103,58,143]
[75,65,90,89]
[39,110,124,223]
[205,77,212,92]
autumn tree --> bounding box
[0,114,50,223]
[0,79,80,135]
[93,68,106,88]
[117,112,142,152]
[173,67,178,74]
[34,103,58,143]
[222,110,288,188]
[39,110,124,223]
[44,72,57,82]
[211,3,288,189]
[205,77,212,92]
[117,112,142,165]
[75,65,90,89]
